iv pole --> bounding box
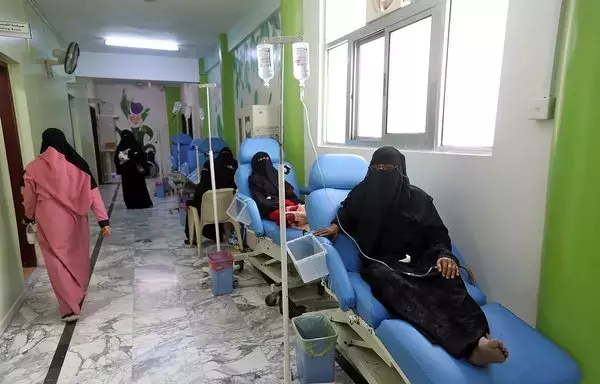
[259,35,304,384]
[198,83,221,251]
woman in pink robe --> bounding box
[22,128,111,322]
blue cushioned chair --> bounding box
[186,137,227,172]
[232,138,310,301]
[171,133,192,171]
[305,154,581,384]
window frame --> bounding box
[323,0,448,150]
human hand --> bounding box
[313,223,339,241]
[437,257,459,279]
[102,226,112,238]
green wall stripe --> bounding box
[537,1,599,382]
[164,86,180,140]
[281,0,305,183]
[219,33,237,155]
[199,58,209,138]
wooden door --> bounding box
[0,63,36,267]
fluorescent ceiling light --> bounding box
[104,37,179,51]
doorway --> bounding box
[0,63,36,268]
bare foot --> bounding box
[468,337,508,366]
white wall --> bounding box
[227,0,279,51]
[204,47,221,73]
[94,81,171,176]
[303,0,563,325]
[76,51,200,84]
[67,81,99,182]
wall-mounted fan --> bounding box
[44,42,80,78]
[369,0,412,22]
[373,0,395,12]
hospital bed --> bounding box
[306,154,581,384]
[233,137,318,305]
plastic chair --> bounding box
[188,188,243,258]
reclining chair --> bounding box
[306,154,581,384]
[233,138,314,305]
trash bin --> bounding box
[155,182,166,198]
[292,314,338,383]
[179,204,187,227]
[207,250,234,296]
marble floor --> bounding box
[0,184,355,384]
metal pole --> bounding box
[278,44,291,384]
[205,86,221,252]
[177,108,181,172]
[260,35,302,384]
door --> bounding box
[0,63,36,267]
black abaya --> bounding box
[334,147,488,359]
[184,148,238,242]
[114,130,153,209]
[249,152,302,219]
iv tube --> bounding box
[257,43,275,87]
[292,42,310,87]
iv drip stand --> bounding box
[198,84,221,251]
[261,35,304,384]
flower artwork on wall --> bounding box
[114,88,156,155]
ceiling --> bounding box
[31,0,259,58]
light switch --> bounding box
[528,97,556,120]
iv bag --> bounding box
[292,42,310,87]
[257,44,275,87]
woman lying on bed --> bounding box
[314,147,508,366]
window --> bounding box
[387,17,432,135]
[322,0,509,150]
[355,35,385,139]
[324,43,348,144]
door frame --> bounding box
[89,105,103,184]
[0,61,36,267]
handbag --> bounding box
[25,222,38,244]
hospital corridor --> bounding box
[0,0,597,383]
[0,184,352,383]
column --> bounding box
[164,86,180,140]
[219,33,237,153]
[281,0,305,181]
[537,1,600,383]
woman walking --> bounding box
[114,130,153,209]
[22,128,111,322]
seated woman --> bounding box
[249,152,308,230]
[314,147,509,366]
[184,147,238,245]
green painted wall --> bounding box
[219,33,237,154]
[281,0,305,182]
[537,1,599,383]
[199,58,210,138]
[164,86,180,140]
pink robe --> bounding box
[21,147,108,316]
